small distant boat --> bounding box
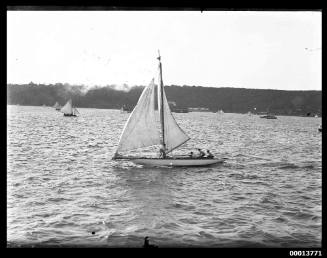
[60,99,79,117]
[314,114,319,118]
[120,105,132,113]
[120,107,128,114]
[217,109,224,114]
[113,52,225,167]
[318,125,322,132]
[260,115,277,119]
[260,113,277,119]
[53,102,61,111]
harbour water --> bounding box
[7,106,322,247]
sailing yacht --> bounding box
[60,99,79,117]
[112,52,225,167]
[53,102,61,111]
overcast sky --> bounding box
[7,11,321,90]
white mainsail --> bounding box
[61,99,73,114]
[157,66,190,154]
[53,102,60,108]
[115,79,160,153]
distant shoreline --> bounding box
[7,83,321,117]
[7,104,321,118]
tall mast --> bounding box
[157,50,166,158]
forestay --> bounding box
[115,79,160,153]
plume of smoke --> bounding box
[61,83,136,96]
[108,83,134,92]
[84,83,138,93]
[54,83,87,97]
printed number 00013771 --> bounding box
[289,251,322,256]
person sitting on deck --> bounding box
[189,151,194,158]
[206,150,214,159]
[159,147,166,159]
[197,148,205,158]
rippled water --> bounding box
[7,106,322,247]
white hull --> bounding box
[131,158,224,167]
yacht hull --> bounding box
[131,158,224,167]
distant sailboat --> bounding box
[53,102,61,110]
[60,99,79,117]
[112,52,225,167]
[217,109,224,114]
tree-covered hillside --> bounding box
[7,82,321,116]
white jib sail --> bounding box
[158,78,190,154]
[115,79,160,153]
[61,99,73,114]
[54,102,60,108]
